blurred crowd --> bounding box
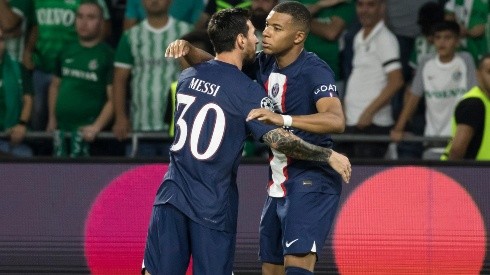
[0,0,488,160]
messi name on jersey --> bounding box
[189,78,221,97]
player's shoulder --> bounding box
[301,51,335,78]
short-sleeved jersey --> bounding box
[114,19,192,132]
[410,52,477,137]
[0,56,32,130]
[249,50,342,198]
[125,0,204,24]
[454,97,485,158]
[153,60,276,233]
[55,42,114,131]
[297,0,356,80]
[33,0,110,73]
[445,0,489,63]
[344,21,401,127]
[5,0,34,62]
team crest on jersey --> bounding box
[452,70,462,81]
[271,83,280,97]
[88,59,98,70]
[260,97,275,111]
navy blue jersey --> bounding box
[253,50,342,197]
[154,60,276,233]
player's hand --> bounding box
[356,111,373,129]
[112,116,131,141]
[390,129,404,142]
[80,124,100,142]
[8,124,27,145]
[165,39,191,58]
[247,108,283,126]
[46,117,57,133]
[328,150,351,183]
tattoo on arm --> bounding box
[263,128,332,161]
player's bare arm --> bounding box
[165,39,213,66]
[263,128,351,183]
[247,97,345,134]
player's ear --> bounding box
[294,30,306,45]
[236,33,246,50]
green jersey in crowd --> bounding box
[33,0,110,73]
[5,0,35,62]
[296,0,356,80]
[55,41,114,131]
[445,0,489,63]
[114,18,192,132]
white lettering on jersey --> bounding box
[189,77,221,97]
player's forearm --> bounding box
[112,70,129,119]
[288,112,345,134]
[186,45,214,66]
[393,93,420,131]
[467,24,485,38]
[263,128,332,162]
[93,104,113,131]
[20,95,33,123]
[47,78,60,119]
[366,72,404,116]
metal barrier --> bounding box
[0,131,450,158]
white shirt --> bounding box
[411,52,477,136]
[344,20,402,126]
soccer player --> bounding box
[166,2,347,274]
[144,7,351,275]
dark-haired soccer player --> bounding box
[145,7,351,275]
[166,2,347,274]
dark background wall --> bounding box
[0,162,488,274]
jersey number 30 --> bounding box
[171,94,225,160]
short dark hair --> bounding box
[272,1,311,33]
[417,2,444,36]
[181,30,214,54]
[432,20,460,37]
[79,0,104,18]
[207,8,250,54]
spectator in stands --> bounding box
[167,29,214,138]
[340,0,404,159]
[112,0,192,157]
[0,0,34,63]
[123,0,205,30]
[391,21,477,160]
[250,0,278,51]
[300,0,356,97]
[442,54,490,161]
[444,0,488,64]
[195,0,252,29]
[46,2,114,158]
[395,1,445,159]
[24,0,111,133]
[0,28,33,157]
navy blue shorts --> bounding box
[144,204,236,275]
[259,192,340,264]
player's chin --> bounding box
[262,46,273,55]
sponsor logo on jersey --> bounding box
[314,84,337,95]
[285,239,299,247]
[425,88,467,99]
[36,8,75,27]
[88,59,98,70]
[62,67,98,82]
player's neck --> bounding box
[215,51,243,70]
[274,46,303,69]
[147,14,169,29]
[79,38,101,48]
